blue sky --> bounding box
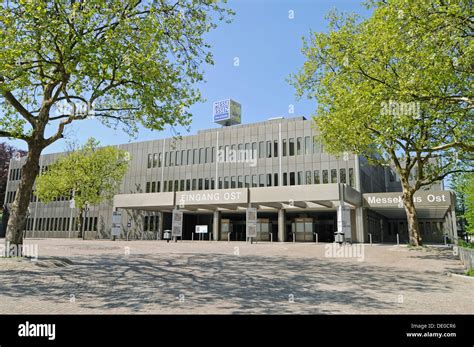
[6,0,371,154]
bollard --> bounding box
[315,233,318,244]
[228,233,230,242]
[397,233,399,246]
[369,233,372,246]
[270,233,273,243]
[192,232,194,241]
[293,232,296,243]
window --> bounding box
[266,141,272,158]
[349,168,354,187]
[283,172,288,186]
[164,152,168,167]
[199,148,204,164]
[259,174,265,187]
[175,151,180,166]
[273,140,278,157]
[157,181,161,192]
[193,149,198,164]
[211,147,215,163]
[322,170,328,184]
[172,180,176,191]
[289,172,295,186]
[211,178,215,189]
[204,178,209,190]
[252,175,257,187]
[158,153,162,167]
[169,151,174,166]
[180,180,185,191]
[245,175,250,188]
[204,148,210,164]
[147,154,152,169]
[389,169,395,182]
[146,182,151,193]
[187,149,191,165]
[198,178,203,190]
[289,138,295,156]
[163,181,168,192]
[266,174,272,187]
[304,136,311,154]
[297,137,302,155]
[231,176,236,188]
[218,177,223,189]
[283,139,287,156]
[238,176,243,188]
[314,170,320,184]
[297,171,303,185]
[331,169,337,183]
[259,142,265,158]
[186,179,191,191]
[192,179,197,190]
[274,173,279,186]
[224,177,229,189]
[151,181,156,193]
[305,171,312,184]
[153,153,158,168]
[181,150,185,165]
[340,169,346,184]
[224,146,229,162]
[252,142,257,160]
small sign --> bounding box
[69,199,75,209]
[127,223,132,228]
[172,209,183,237]
[195,225,208,234]
[246,207,257,238]
[213,99,241,126]
[112,224,121,237]
[112,211,122,224]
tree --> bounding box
[0,1,233,247]
[291,0,473,246]
[450,172,474,237]
[35,138,130,238]
[0,143,27,210]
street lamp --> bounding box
[82,202,89,240]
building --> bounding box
[3,115,458,243]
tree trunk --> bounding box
[5,143,43,254]
[78,209,84,239]
[401,185,422,246]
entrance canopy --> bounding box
[113,184,361,212]
[362,191,454,219]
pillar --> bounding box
[355,207,366,243]
[157,211,164,240]
[213,210,221,241]
[278,208,286,242]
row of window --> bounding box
[147,137,326,169]
[144,215,159,232]
[5,191,68,204]
[9,168,22,181]
[25,216,98,232]
[144,168,354,193]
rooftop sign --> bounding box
[213,99,241,126]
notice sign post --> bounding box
[246,208,257,243]
[172,209,183,241]
[195,225,208,241]
[337,205,352,241]
[111,211,122,240]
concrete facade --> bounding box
[3,116,457,243]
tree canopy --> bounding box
[35,138,130,211]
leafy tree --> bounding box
[35,138,130,238]
[450,172,474,237]
[0,143,26,210]
[0,0,233,246]
[291,0,473,246]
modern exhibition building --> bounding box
[3,100,458,244]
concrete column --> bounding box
[157,211,164,240]
[278,208,286,242]
[355,207,366,243]
[213,210,221,241]
[451,209,458,243]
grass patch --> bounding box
[458,240,474,249]
[466,269,474,277]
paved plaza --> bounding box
[0,239,472,314]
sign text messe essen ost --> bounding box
[363,192,451,207]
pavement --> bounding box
[0,238,472,314]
